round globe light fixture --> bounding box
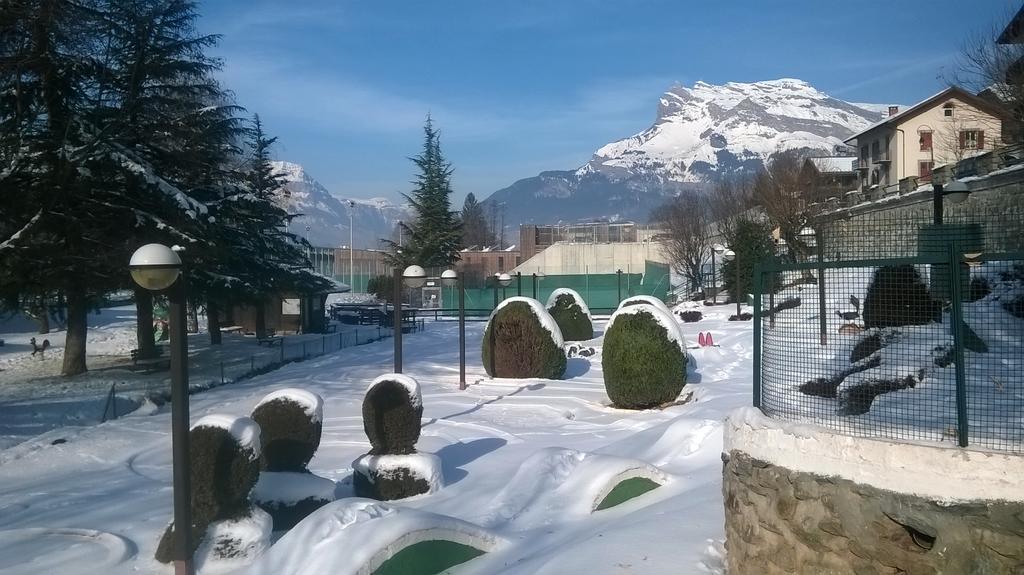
[440,269,458,287]
[722,249,736,261]
[129,243,182,291]
[497,272,513,287]
[402,265,428,288]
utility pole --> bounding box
[348,201,355,291]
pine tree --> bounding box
[384,116,462,269]
[460,192,492,249]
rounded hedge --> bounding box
[155,421,260,563]
[482,300,567,379]
[251,395,322,472]
[363,379,423,455]
[602,307,687,409]
[547,292,594,341]
[862,265,941,328]
[618,295,673,318]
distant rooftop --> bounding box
[808,156,857,174]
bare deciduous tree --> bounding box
[753,150,815,260]
[952,9,1024,144]
[653,193,711,292]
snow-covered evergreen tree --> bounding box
[384,117,462,268]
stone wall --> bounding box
[723,451,1024,575]
[722,408,1024,574]
[815,168,1024,260]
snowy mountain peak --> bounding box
[483,78,885,227]
[269,161,409,248]
[586,78,884,183]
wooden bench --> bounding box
[130,346,170,372]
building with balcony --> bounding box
[844,87,1005,194]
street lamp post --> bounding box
[932,180,970,225]
[712,244,727,303]
[130,244,192,575]
[348,201,355,291]
[497,272,511,302]
[393,265,427,373]
[516,271,522,297]
[441,269,465,389]
[721,248,739,316]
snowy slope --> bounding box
[483,78,885,226]
[272,161,409,249]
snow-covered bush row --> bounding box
[482,297,566,379]
[602,304,688,409]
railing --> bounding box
[752,247,1023,453]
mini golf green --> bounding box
[595,477,661,511]
[372,540,486,575]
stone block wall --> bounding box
[815,169,1024,260]
[723,451,1024,574]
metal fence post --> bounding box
[817,228,828,346]
[948,245,969,448]
[752,263,764,409]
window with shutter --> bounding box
[918,161,934,180]
[978,130,985,149]
[919,131,932,151]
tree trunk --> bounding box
[62,289,88,376]
[134,288,157,358]
[254,299,267,339]
[36,300,50,334]
[207,298,222,345]
[187,298,199,333]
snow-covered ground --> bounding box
[0,307,390,451]
[0,305,752,574]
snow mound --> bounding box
[194,504,273,574]
[607,303,688,350]
[489,296,564,347]
[352,452,444,494]
[619,295,674,318]
[252,472,337,507]
[191,414,261,459]
[477,447,671,530]
[367,373,422,409]
[247,499,504,575]
[546,288,592,318]
[255,389,324,424]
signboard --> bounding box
[281,298,300,315]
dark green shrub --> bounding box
[602,309,687,409]
[482,301,566,379]
[547,293,593,341]
[155,420,260,563]
[251,393,322,472]
[677,310,703,323]
[728,313,753,321]
[353,466,431,501]
[968,276,991,302]
[862,265,942,328]
[363,378,422,455]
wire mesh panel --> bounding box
[754,250,1024,454]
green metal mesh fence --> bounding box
[754,204,1024,453]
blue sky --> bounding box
[201,0,1014,204]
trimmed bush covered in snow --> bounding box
[676,310,703,323]
[618,295,673,318]
[251,388,323,472]
[601,304,687,409]
[862,265,941,328]
[354,374,442,500]
[363,374,423,455]
[250,389,334,531]
[155,415,262,564]
[546,289,594,341]
[482,297,566,379]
